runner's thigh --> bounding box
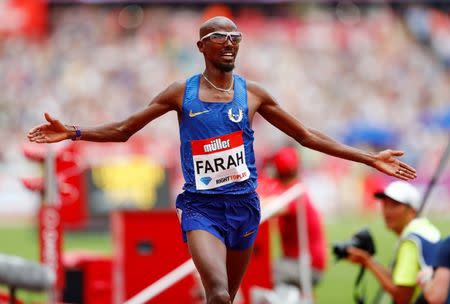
[187,230,228,293]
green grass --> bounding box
[0,215,449,303]
[0,224,111,302]
[0,225,112,260]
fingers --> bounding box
[395,173,414,181]
[28,125,47,138]
[28,113,52,136]
[394,171,414,180]
[28,130,44,142]
[399,162,416,175]
[28,126,49,143]
[28,126,41,136]
[28,113,56,143]
[390,150,404,157]
[385,150,417,180]
[29,134,48,143]
[394,165,417,180]
[35,137,49,143]
[44,112,54,123]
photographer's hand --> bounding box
[416,266,433,289]
[347,247,371,267]
[347,247,415,304]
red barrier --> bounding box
[63,252,112,304]
[0,293,22,304]
[111,210,195,304]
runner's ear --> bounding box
[197,40,205,53]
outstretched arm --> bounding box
[251,82,416,180]
[28,82,183,143]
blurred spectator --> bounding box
[346,181,441,304]
[405,6,450,68]
[260,146,327,292]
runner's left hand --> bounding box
[372,150,416,180]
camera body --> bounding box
[332,228,376,260]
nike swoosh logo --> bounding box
[189,110,210,118]
[243,230,255,238]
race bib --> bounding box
[191,131,250,190]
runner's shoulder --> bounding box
[158,81,186,110]
[245,80,274,106]
[246,80,268,97]
[165,81,186,99]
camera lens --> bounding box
[331,228,376,261]
[332,241,352,260]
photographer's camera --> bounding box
[332,228,376,260]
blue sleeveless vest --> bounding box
[404,233,443,304]
[404,233,440,268]
[179,74,257,195]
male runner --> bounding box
[28,16,416,304]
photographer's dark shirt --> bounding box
[434,236,450,304]
[435,236,450,269]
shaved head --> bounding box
[199,16,237,39]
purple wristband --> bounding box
[71,125,81,141]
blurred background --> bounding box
[0,0,449,303]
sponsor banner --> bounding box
[191,131,250,190]
[38,205,64,289]
[191,130,244,155]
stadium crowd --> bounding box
[0,5,449,215]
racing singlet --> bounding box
[179,74,257,194]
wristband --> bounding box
[71,125,81,141]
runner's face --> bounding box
[198,24,240,72]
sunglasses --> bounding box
[200,31,243,44]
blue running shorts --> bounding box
[175,191,261,250]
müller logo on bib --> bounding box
[191,131,250,190]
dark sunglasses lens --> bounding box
[210,33,228,43]
[230,34,242,43]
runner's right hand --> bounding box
[28,113,71,143]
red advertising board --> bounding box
[111,210,196,304]
[56,144,88,229]
[38,205,64,289]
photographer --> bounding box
[346,181,441,304]
[417,235,450,304]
